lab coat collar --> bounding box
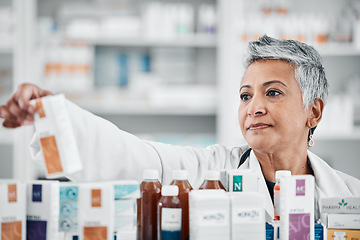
[307,150,353,198]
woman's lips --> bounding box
[248,123,272,130]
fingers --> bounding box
[0,105,21,128]
[2,119,21,128]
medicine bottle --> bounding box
[170,170,193,240]
[274,170,291,221]
[199,170,226,190]
[140,169,162,240]
[158,185,182,240]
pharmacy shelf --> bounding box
[0,44,12,54]
[75,100,216,116]
[64,35,217,48]
[316,43,360,57]
[316,126,360,140]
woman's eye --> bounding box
[266,90,281,97]
[240,94,251,101]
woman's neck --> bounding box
[253,147,313,182]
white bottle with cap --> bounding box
[170,170,193,240]
[199,170,226,190]
[140,169,162,240]
[158,185,182,240]
[274,170,291,221]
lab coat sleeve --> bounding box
[30,99,241,188]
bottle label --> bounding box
[161,208,182,231]
[198,210,228,227]
[274,190,280,216]
[232,208,262,223]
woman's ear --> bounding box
[306,98,325,128]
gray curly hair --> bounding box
[246,35,328,110]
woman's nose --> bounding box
[247,95,266,117]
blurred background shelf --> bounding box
[316,43,360,56]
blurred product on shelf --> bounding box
[0,180,26,240]
[40,42,93,93]
[0,7,14,47]
[26,180,60,240]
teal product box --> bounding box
[59,183,79,233]
[226,169,258,192]
[266,222,274,240]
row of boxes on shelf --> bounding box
[1,172,359,240]
[0,180,139,240]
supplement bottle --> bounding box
[170,170,193,240]
[140,169,162,240]
[199,170,226,190]
[274,170,291,221]
[158,185,182,240]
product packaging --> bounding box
[326,229,360,240]
[224,169,258,192]
[26,180,60,240]
[265,221,279,240]
[279,175,315,240]
[319,197,360,214]
[321,213,360,229]
[189,190,230,240]
[78,182,114,240]
[0,180,26,240]
[59,182,80,240]
[228,192,265,240]
[30,94,82,178]
[315,222,327,240]
[112,181,140,240]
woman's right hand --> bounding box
[0,83,52,128]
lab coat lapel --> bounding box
[238,151,275,220]
[307,150,353,197]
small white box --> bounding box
[320,197,360,214]
[189,190,230,240]
[226,169,258,192]
[229,192,265,240]
[280,175,315,240]
[0,180,26,240]
[26,180,60,240]
[78,182,114,240]
[322,213,360,229]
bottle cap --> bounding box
[161,185,179,196]
[172,170,188,180]
[143,169,159,180]
[204,170,220,181]
[275,170,291,180]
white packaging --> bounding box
[226,169,258,192]
[0,180,26,240]
[78,182,114,240]
[321,213,360,229]
[279,175,315,240]
[26,180,60,240]
[319,197,360,214]
[59,182,80,240]
[30,94,82,178]
[229,192,265,240]
[112,181,140,239]
[189,190,230,240]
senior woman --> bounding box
[0,35,359,221]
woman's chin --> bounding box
[247,140,274,152]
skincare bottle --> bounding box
[274,170,291,220]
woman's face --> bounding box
[238,59,310,153]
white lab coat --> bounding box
[30,99,360,220]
